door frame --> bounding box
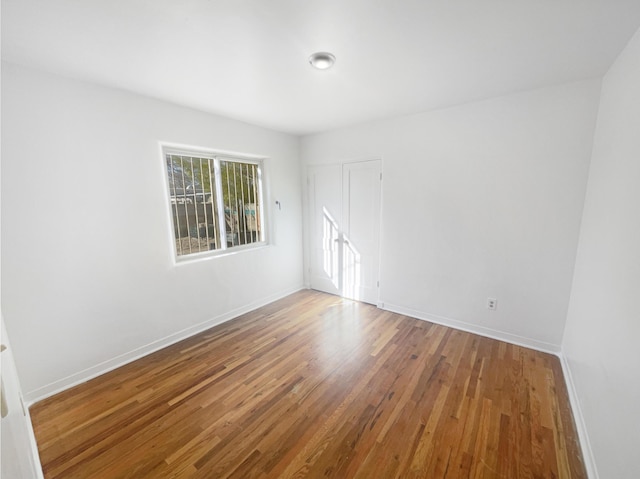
[304,158,383,305]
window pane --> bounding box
[166,154,220,256]
[220,160,262,248]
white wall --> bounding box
[1,63,304,400]
[562,28,640,479]
[302,80,601,351]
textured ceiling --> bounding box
[3,0,640,135]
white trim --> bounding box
[381,302,561,354]
[306,155,383,168]
[173,241,270,264]
[160,142,267,162]
[558,354,599,479]
[24,285,304,404]
[1,314,45,478]
[24,406,45,479]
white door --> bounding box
[309,160,382,304]
[309,164,343,297]
[1,317,44,479]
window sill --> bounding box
[172,241,270,266]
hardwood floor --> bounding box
[30,290,586,478]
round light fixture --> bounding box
[309,52,336,70]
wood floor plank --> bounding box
[30,290,587,478]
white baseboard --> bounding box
[24,405,45,479]
[25,285,304,404]
[381,302,561,354]
[558,354,599,479]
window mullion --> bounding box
[168,156,183,256]
[214,157,227,250]
[256,163,265,242]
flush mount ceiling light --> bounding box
[309,52,336,70]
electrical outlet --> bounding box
[487,298,498,310]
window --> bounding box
[163,146,265,259]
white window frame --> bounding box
[161,144,268,263]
